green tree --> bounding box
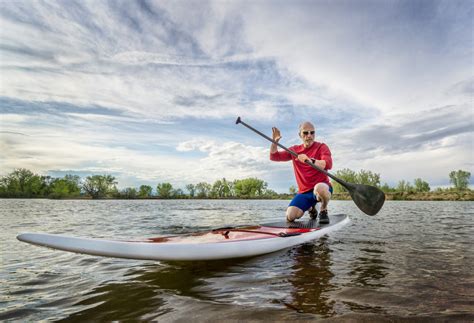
[0,168,47,197]
[332,168,357,193]
[121,187,138,199]
[332,169,381,193]
[449,170,471,190]
[413,178,430,192]
[263,188,278,198]
[289,185,297,195]
[211,178,232,198]
[195,182,212,198]
[357,170,380,187]
[82,175,117,199]
[156,182,174,198]
[233,178,268,198]
[138,185,153,198]
[185,184,196,197]
[380,183,395,193]
[396,180,413,193]
[50,175,81,198]
[174,188,185,198]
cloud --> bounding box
[176,138,287,177]
[1,1,374,125]
[1,0,472,190]
[328,103,473,185]
[333,104,472,156]
[446,77,474,98]
[240,0,473,113]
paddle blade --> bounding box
[346,183,385,216]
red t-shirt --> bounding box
[270,142,332,193]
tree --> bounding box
[50,175,81,198]
[121,187,138,199]
[332,168,357,193]
[233,178,268,198]
[413,178,430,192]
[449,170,471,190]
[195,182,212,198]
[40,175,54,196]
[331,169,381,193]
[185,184,196,197]
[0,168,47,197]
[357,170,380,187]
[138,185,153,198]
[82,175,117,199]
[211,178,232,198]
[156,182,174,198]
[174,188,185,198]
[263,188,278,198]
[289,185,297,195]
[396,180,413,193]
[380,183,395,193]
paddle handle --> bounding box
[235,117,348,188]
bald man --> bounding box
[270,122,333,223]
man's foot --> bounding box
[319,210,330,224]
[308,206,318,220]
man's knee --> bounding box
[286,206,303,222]
[314,183,331,200]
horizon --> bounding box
[1,0,473,193]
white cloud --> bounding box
[1,113,30,123]
[1,1,472,190]
[176,139,288,182]
[240,1,472,114]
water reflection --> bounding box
[57,238,342,320]
[349,241,389,288]
[57,259,251,321]
[284,237,335,316]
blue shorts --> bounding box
[289,185,333,212]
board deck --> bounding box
[262,213,346,228]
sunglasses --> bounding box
[302,131,315,135]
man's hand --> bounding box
[272,127,281,142]
[297,155,327,169]
[297,154,310,163]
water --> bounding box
[1,199,473,321]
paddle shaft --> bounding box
[235,117,348,188]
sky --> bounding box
[0,0,473,192]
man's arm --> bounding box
[296,144,331,169]
[270,127,281,154]
[318,144,332,170]
[269,127,292,161]
[296,154,326,169]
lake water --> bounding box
[1,199,473,321]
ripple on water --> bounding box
[1,200,473,321]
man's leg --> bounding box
[314,183,332,224]
[286,206,304,222]
[286,191,314,222]
[314,183,331,211]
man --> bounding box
[270,121,333,223]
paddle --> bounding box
[235,117,385,216]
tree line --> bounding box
[0,168,470,199]
[0,169,281,199]
[329,168,471,194]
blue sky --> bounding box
[0,0,472,192]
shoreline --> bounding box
[1,192,473,201]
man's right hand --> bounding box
[272,127,282,142]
